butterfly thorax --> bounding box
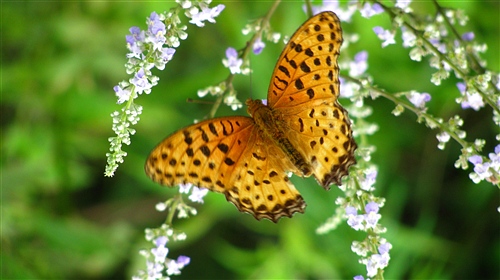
[246,98,312,177]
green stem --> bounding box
[165,194,183,226]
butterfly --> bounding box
[145,11,357,222]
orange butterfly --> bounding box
[145,11,357,222]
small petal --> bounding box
[253,37,265,55]
[373,27,395,47]
[114,85,131,104]
[179,182,192,193]
[151,245,169,263]
[222,47,243,74]
[365,202,379,214]
[345,206,358,216]
[166,259,181,275]
[360,3,383,18]
[189,186,209,203]
[408,92,431,108]
[189,4,225,27]
[461,32,475,41]
[349,51,368,77]
[360,169,377,191]
[395,0,412,9]
[468,155,483,165]
[378,242,392,254]
[177,255,191,267]
[461,92,484,111]
[155,236,168,247]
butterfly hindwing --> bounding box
[284,101,357,189]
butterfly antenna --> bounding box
[186,98,214,104]
[249,54,253,99]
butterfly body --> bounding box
[145,12,357,222]
[247,98,312,177]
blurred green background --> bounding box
[2,1,499,279]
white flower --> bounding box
[188,4,225,27]
[188,186,209,203]
[114,85,131,104]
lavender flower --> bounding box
[222,47,243,74]
[166,255,191,275]
[364,202,381,229]
[145,261,163,279]
[408,92,431,108]
[461,31,475,41]
[126,27,146,58]
[349,51,368,77]
[365,242,392,277]
[401,26,417,48]
[146,12,167,50]
[468,146,500,184]
[151,236,169,263]
[131,68,153,95]
[346,206,365,231]
[360,3,383,18]
[253,36,265,54]
[135,226,192,279]
[114,85,132,104]
[345,201,381,231]
[456,82,485,111]
[360,169,377,191]
[373,26,396,47]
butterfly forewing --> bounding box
[265,11,356,189]
[268,11,343,109]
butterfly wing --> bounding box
[284,101,357,189]
[266,11,357,188]
[145,116,305,222]
[267,11,343,110]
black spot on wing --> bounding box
[278,65,291,78]
[295,78,304,90]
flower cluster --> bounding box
[346,201,381,231]
[105,0,225,177]
[133,226,191,280]
[468,145,500,184]
[345,201,391,278]
[353,242,392,280]
[134,184,208,279]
